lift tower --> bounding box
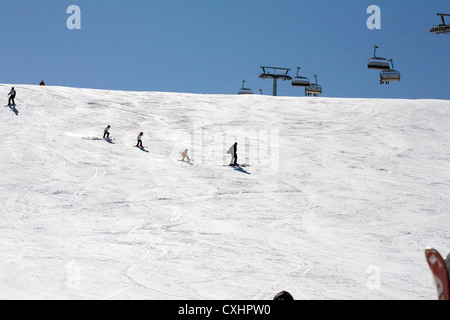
[259,66,292,96]
[430,13,450,34]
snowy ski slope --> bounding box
[1,84,450,300]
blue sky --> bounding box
[1,0,449,99]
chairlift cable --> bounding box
[209,79,253,94]
[378,28,428,47]
[392,38,450,59]
[320,65,364,77]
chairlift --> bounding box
[380,59,401,85]
[304,75,322,96]
[368,45,391,70]
[430,13,450,34]
[238,80,253,95]
[291,67,310,87]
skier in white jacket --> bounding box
[136,132,144,147]
[103,125,111,139]
[227,142,238,166]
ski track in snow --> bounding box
[0,84,449,300]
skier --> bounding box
[181,149,190,162]
[103,125,111,139]
[7,87,16,106]
[227,142,238,166]
[40,80,45,86]
[136,132,144,148]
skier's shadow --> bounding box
[233,166,251,175]
[138,147,149,153]
[9,105,18,116]
[104,138,115,144]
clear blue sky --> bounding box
[1,0,449,99]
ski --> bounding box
[425,247,450,300]
[224,164,249,168]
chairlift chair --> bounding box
[368,45,391,70]
[304,75,322,96]
[238,80,253,95]
[430,13,450,34]
[380,59,401,85]
[291,67,310,87]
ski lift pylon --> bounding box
[430,13,450,34]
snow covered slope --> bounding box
[1,83,449,300]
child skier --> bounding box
[7,87,16,106]
[103,125,111,139]
[136,132,144,147]
[181,149,190,162]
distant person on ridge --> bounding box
[136,132,144,148]
[7,87,16,106]
[227,142,238,166]
[181,149,190,162]
[103,125,111,139]
[40,80,45,86]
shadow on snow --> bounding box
[8,104,18,116]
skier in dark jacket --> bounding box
[227,142,238,166]
[8,87,16,106]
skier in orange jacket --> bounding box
[181,149,190,162]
